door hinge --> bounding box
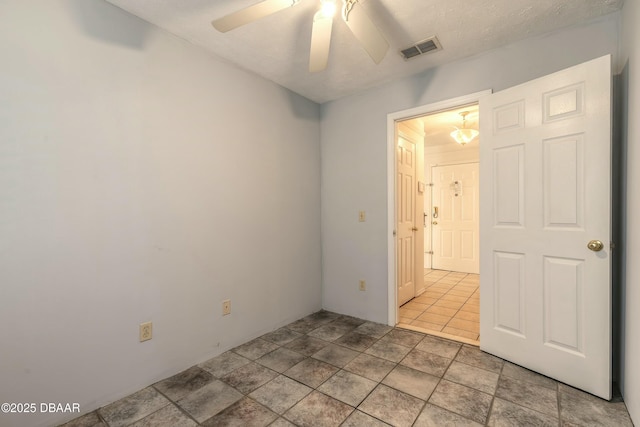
[611,242,616,250]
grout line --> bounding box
[150,384,201,426]
[442,277,479,336]
[413,271,480,340]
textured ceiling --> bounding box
[104,0,623,103]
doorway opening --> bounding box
[388,56,614,399]
[401,269,480,344]
[387,92,488,345]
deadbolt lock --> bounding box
[432,221,438,225]
[412,227,418,231]
[587,240,604,252]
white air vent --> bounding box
[400,36,442,60]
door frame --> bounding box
[386,90,492,326]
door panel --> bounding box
[494,251,525,337]
[543,256,584,354]
[494,146,524,227]
[479,55,611,399]
[543,135,584,228]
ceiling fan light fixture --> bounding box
[319,0,337,18]
[214,0,389,72]
[450,111,479,145]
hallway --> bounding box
[399,270,480,343]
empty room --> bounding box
[1,0,639,426]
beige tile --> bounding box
[455,311,480,322]
[399,316,416,324]
[423,291,445,299]
[429,281,450,286]
[434,300,464,310]
[427,270,448,277]
[447,318,479,333]
[411,320,444,332]
[443,272,465,277]
[460,303,480,314]
[399,308,422,320]
[435,282,460,288]
[404,301,430,312]
[442,326,480,341]
[414,296,438,305]
[425,305,457,317]
[440,294,468,303]
[445,271,467,278]
[430,289,453,296]
[448,289,474,297]
[417,312,450,325]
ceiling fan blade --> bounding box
[212,0,297,33]
[342,0,389,63]
[309,13,333,72]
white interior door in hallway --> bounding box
[431,162,480,274]
[480,55,612,399]
[397,120,425,306]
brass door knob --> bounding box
[587,240,604,252]
[432,221,438,225]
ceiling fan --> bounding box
[212,0,389,72]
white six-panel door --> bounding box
[432,163,480,274]
[397,121,425,305]
[479,55,612,399]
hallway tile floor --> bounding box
[399,269,480,343]
[61,310,633,426]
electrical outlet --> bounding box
[359,280,366,291]
[222,299,231,316]
[139,322,152,342]
[358,211,366,222]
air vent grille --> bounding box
[400,36,442,60]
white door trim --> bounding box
[387,90,492,326]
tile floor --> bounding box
[61,310,633,427]
[399,269,480,342]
